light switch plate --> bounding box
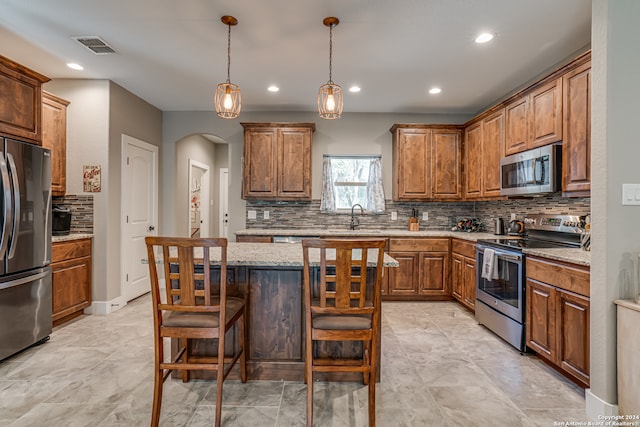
[263,211,270,219]
[622,184,640,205]
[248,210,257,219]
[422,211,429,221]
[391,211,397,221]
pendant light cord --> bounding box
[226,23,232,84]
[328,24,333,84]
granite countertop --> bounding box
[523,247,591,267]
[236,229,591,266]
[52,233,94,243]
[236,228,502,242]
[148,242,399,268]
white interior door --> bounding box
[122,135,158,302]
[188,159,210,237]
[219,168,229,238]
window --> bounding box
[321,156,385,212]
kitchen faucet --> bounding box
[350,204,364,230]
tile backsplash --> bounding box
[245,195,590,232]
[52,194,94,233]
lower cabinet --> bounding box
[526,256,590,387]
[451,238,476,311]
[387,238,450,300]
[236,235,273,243]
[52,238,92,326]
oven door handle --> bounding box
[495,252,522,262]
[478,247,522,262]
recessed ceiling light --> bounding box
[66,62,84,70]
[475,32,494,44]
[429,87,442,95]
[267,85,279,92]
[349,86,361,93]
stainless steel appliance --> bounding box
[475,214,583,352]
[493,218,505,235]
[0,137,52,361]
[500,144,562,196]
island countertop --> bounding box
[149,242,399,268]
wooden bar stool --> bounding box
[145,237,247,427]
[301,238,386,427]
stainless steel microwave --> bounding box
[500,144,562,196]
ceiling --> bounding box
[0,0,591,115]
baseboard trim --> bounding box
[90,295,128,315]
[586,389,618,420]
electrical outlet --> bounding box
[511,213,516,220]
[248,210,256,220]
[263,211,270,219]
[422,211,429,221]
[391,211,397,221]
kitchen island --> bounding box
[157,242,398,382]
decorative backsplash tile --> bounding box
[245,195,591,232]
[52,194,94,233]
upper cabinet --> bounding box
[0,55,50,144]
[562,60,591,195]
[505,77,563,156]
[464,109,504,199]
[42,91,70,196]
[241,122,315,200]
[391,125,462,201]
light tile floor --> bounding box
[0,296,588,426]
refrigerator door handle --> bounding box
[0,155,12,260]
[0,269,49,291]
[6,153,20,259]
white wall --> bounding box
[589,0,640,417]
[161,111,472,238]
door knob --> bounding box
[148,225,155,232]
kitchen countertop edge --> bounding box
[52,233,94,243]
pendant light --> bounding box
[214,15,241,119]
[318,17,343,119]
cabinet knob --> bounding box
[148,225,155,232]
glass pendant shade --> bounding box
[215,82,241,119]
[318,17,343,119]
[215,15,241,119]
[318,83,343,119]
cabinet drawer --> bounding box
[526,256,590,297]
[52,238,92,263]
[389,238,449,252]
[451,239,476,258]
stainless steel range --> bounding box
[475,214,584,352]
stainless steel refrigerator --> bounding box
[0,137,52,361]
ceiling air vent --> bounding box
[73,36,116,55]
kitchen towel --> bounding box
[482,248,497,281]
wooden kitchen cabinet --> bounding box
[562,60,591,195]
[42,91,69,196]
[451,238,476,311]
[241,122,315,200]
[387,238,450,300]
[526,256,589,387]
[505,78,562,156]
[52,238,92,326]
[0,55,50,143]
[504,96,529,156]
[463,109,504,199]
[391,124,462,201]
[236,235,273,243]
